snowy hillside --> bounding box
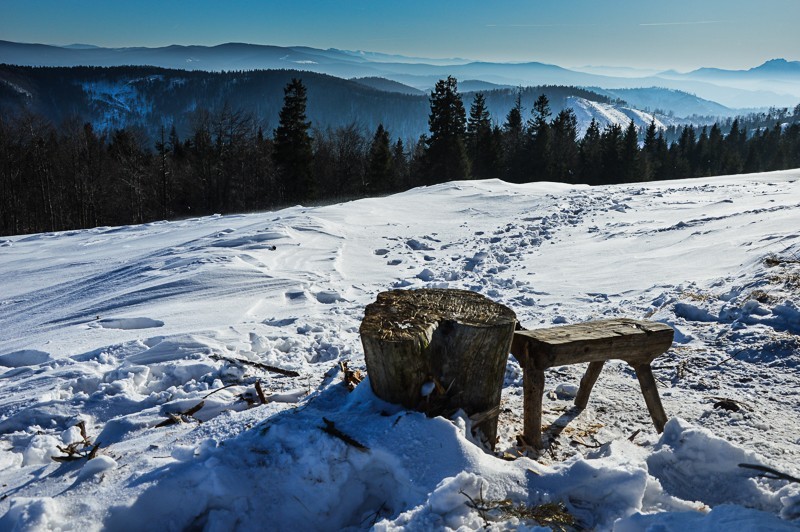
[568,96,676,137]
[1,171,800,530]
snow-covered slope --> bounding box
[568,96,677,136]
[1,171,800,530]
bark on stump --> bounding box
[360,288,517,449]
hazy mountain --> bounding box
[459,80,514,92]
[591,87,736,118]
[350,77,425,96]
[0,64,687,142]
[1,40,797,109]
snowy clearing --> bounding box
[1,170,800,530]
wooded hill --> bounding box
[0,64,630,142]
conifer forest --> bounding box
[2,75,799,237]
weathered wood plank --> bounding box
[513,319,673,367]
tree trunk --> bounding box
[360,288,516,449]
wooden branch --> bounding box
[155,400,205,427]
[738,463,800,483]
[211,354,300,377]
[255,380,268,404]
[320,418,368,451]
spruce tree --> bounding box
[502,92,527,183]
[621,120,640,182]
[366,123,393,194]
[579,118,602,185]
[600,123,623,184]
[549,109,579,183]
[273,78,314,202]
[425,76,469,183]
[467,93,500,180]
[528,94,552,181]
[391,138,408,190]
[642,119,660,181]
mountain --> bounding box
[350,77,425,96]
[0,64,687,142]
[1,40,797,109]
[655,59,800,107]
[591,87,736,118]
[458,79,513,92]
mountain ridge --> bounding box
[1,40,797,108]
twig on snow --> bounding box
[739,463,800,483]
[211,354,300,377]
[320,417,369,451]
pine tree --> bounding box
[579,118,602,185]
[722,119,745,174]
[425,76,469,183]
[502,92,527,183]
[549,109,579,183]
[467,93,500,180]
[391,138,408,190]
[600,123,623,183]
[621,120,640,182]
[528,94,552,181]
[366,124,393,194]
[642,119,660,181]
[273,78,314,202]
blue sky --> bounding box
[1,0,797,70]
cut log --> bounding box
[360,288,517,448]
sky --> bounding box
[1,0,798,71]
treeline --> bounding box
[1,76,800,237]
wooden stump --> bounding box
[360,288,517,448]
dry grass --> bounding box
[461,485,579,530]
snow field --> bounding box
[1,170,800,530]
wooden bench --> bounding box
[510,318,674,449]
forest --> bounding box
[1,75,799,237]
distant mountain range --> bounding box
[1,40,798,109]
[0,64,700,142]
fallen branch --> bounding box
[255,380,268,404]
[211,354,300,377]
[52,421,102,462]
[155,400,205,428]
[739,463,800,483]
[320,417,368,451]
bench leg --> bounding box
[523,366,545,449]
[575,361,605,409]
[634,363,668,433]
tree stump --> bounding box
[360,288,517,448]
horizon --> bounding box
[1,0,798,71]
[3,39,798,76]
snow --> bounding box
[569,96,675,137]
[2,169,800,530]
